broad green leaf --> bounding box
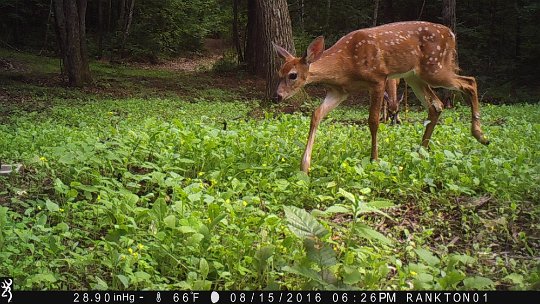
[463,276,495,289]
[45,200,60,212]
[354,223,391,245]
[284,206,328,239]
[188,192,202,202]
[323,205,350,214]
[93,277,109,290]
[208,213,227,230]
[304,239,337,267]
[415,248,440,266]
[117,274,129,288]
[282,265,327,286]
[503,273,524,285]
[439,270,466,288]
[178,226,196,233]
[367,200,395,209]
[199,258,209,280]
[254,245,275,272]
[133,271,151,281]
[354,204,393,220]
[342,266,362,285]
[163,215,176,229]
[36,213,48,226]
[416,272,434,283]
[338,188,355,203]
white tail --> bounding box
[273,21,489,173]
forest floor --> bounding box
[1,48,539,290]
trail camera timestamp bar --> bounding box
[3,290,539,304]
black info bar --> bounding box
[2,290,538,304]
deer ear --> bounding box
[304,36,325,64]
[273,42,294,60]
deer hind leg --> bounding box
[368,83,386,161]
[427,72,489,145]
[404,75,443,147]
[301,88,348,173]
[449,75,490,145]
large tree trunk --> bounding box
[53,0,91,86]
[246,0,294,101]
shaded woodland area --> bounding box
[0,0,539,102]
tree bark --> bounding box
[246,0,294,101]
[442,0,457,34]
[122,0,135,45]
[441,0,457,108]
[232,0,244,62]
[373,0,380,26]
[53,0,91,86]
[97,0,104,58]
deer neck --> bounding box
[305,53,349,87]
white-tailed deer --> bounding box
[273,21,489,173]
[381,78,403,125]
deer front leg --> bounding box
[301,89,348,173]
[368,84,385,161]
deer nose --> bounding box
[273,92,283,103]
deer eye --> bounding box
[288,73,297,80]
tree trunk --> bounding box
[325,0,331,31]
[442,0,457,35]
[300,0,305,32]
[373,0,380,26]
[97,0,104,58]
[232,0,244,62]
[122,0,135,45]
[441,0,457,108]
[53,0,91,86]
[442,0,457,64]
[246,0,294,102]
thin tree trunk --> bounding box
[442,0,457,64]
[325,0,331,31]
[97,0,104,58]
[40,0,54,54]
[373,0,380,26]
[122,0,135,45]
[232,0,244,62]
[300,0,304,31]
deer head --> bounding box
[272,36,325,101]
